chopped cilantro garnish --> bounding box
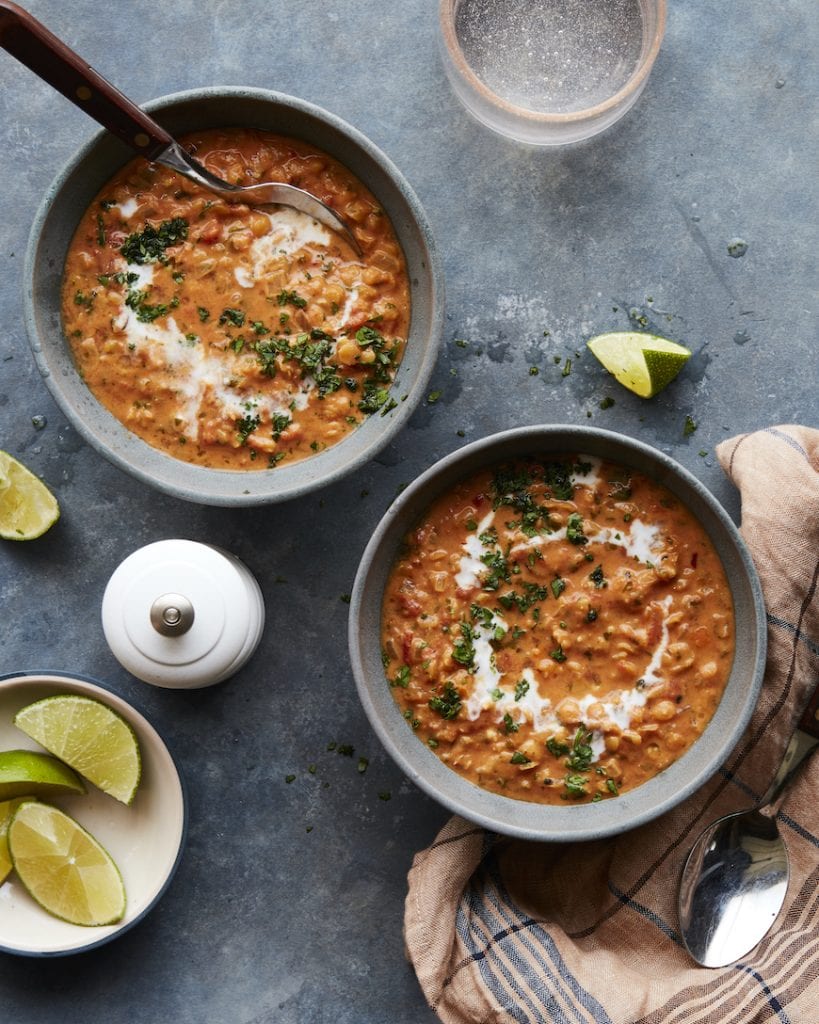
[277,289,307,309]
[358,379,392,414]
[514,679,530,701]
[566,728,594,771]
[550,645,567,663]
[124,287,169,323]
[546,737,570,758]
[510,751,531,765]
[391,665,411,688]
[429,681,462,720]
[271,412,290,439]
[503,712,519,734]
[542,461,574,501]
[480,550,509,592]
[566,512,588,546]
[451,622,476,668]
[551,577,566,599]
[564,774,587,797]
[589,564,607,589]
[120,217,188,265]
[236,414,260,445]
[683,415,698,437]
[219,307,246,327]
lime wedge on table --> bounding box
[0,797,30,884]
[587,332,691,398]
[0,749,85,801]
[15,695,141,806]
[0,451,60,540]
[8,801,125,926]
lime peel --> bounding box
[0,797,30,885]
[586,332,691,398]
[0,749,86,801]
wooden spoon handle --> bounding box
[0,1,172,159]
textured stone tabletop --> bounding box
[0,2,815,1022]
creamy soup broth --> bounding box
[62,128,410,469]
[381,455,735,806]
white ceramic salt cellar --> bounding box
[102,539,265,689]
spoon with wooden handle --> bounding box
[0,1,361,253]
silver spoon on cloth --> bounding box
[0,1,361,254]
[678,681,819,968]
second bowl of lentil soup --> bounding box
[349,426,766,842]
[26,88,443,505]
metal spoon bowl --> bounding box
[678,687,819,967]
[0,1,361,253]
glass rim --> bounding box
[439,0,667,126]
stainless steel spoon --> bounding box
[678,682,819,967]
[0,1,361,254]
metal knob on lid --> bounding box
[150,593,195,636]
[101,540,265,689]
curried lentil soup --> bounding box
[61,128,410,469]
[381,455,735,806]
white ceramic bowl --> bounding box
[25,87,444,506]
[349,426,766,842]
[0,671,186,956]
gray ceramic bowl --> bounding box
[24,87,444,506]
[349,426,766,842]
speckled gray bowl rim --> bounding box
[349,425,766,843]
[0,669,188,957]
[24,87,444,506]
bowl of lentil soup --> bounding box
[349,426,766,842]
[25,88,443,505]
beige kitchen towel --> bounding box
[405,425,819,1024]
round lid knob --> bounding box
[101,540,265,689]
[150,593,195,636]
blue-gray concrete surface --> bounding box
[0,1,816,1022]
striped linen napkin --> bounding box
[405,425,819,1024]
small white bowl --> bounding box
[0,671,186,956]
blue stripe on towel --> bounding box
[737,965,792,1024]
[454,894,542,1023]
[486,858,613,1024]
[766,612,819,657]
[765,428,809,460]
[607,881,681,945]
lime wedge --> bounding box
[0,797,30,884]
[586,332,692,398]
[15,695,141,805]
[0,451,60,540]
[0,749,86,801]
[8,801,125,926]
